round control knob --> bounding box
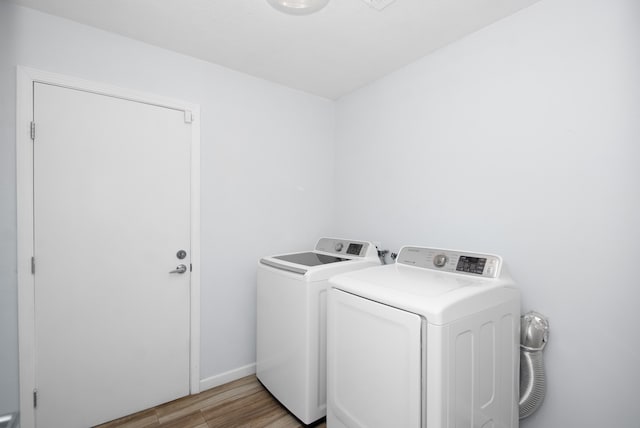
[433,254,448,268]
[335,242,344,252]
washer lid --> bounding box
[259,237,381,277]
[260,251,374,277]
[273,252,348,267]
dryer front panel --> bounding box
[327,289,423,428]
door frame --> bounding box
[16,66,201,428]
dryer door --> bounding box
[328,289,423,428]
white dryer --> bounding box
[327,246,520,428]
[257,237,381,424]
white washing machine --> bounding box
[257,237,381,424]
[327,246,520,428]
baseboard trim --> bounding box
[199,363,257,391]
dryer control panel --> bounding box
[396,246,502,278]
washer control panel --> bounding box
[315,238,371,258]
[396,246,502,278]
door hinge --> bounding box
[190,263,192,272]
[184,110,193,124]
[30,121,36,140]
[31,256,35,274]
[33,389,38,408]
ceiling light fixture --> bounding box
[267,0,330,15]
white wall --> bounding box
[333,0,640,426]
[0,2,335,414]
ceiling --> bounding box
[11,0,540,99]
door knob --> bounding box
[169,264,187,274]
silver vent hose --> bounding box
[519,311,549,419]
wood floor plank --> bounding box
[156,411,206,428]
[157,378,264,424]
[202,389,281,427]
[266,414,308,428]
[95,375,326,428]
[94,408,159,428]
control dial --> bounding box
[335,242,344,252]
[433,254,448,268]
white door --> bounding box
[33,82,192,427]
[327,289,423,428]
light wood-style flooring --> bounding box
[94,375,326,428]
